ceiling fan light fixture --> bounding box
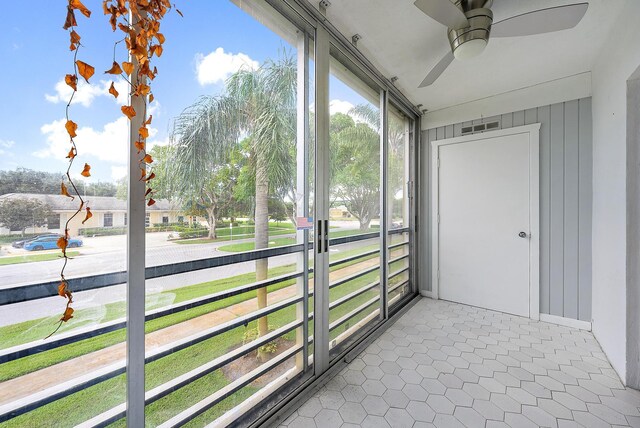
[447,7,492,60]
[453,38,487,60]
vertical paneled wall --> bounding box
[420,98,592,322]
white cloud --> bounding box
[329,99,354,116]
[195,47,259,86]
[111,166,127,180]
[36,117,129,164]
[0,139,15,156]
[148,136,169,152]
[35,116,160,177]
[45,78,129,107]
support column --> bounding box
[126,11,147,428]
[295,31,310,371]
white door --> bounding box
[435,130,536,317]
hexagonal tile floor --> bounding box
[276,298,640,428]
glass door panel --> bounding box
[387,107,413,308]
[327,54,382,359]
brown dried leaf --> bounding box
[82,207,93,224]
[57,236,68,251]
[81,163,91,177]
[145,115,153,125]
[65,120,78,138]
[66,147,76,159]
[61,182,74,199]
[70,0,92,18]
[147,198,156,206]
[134,141,145,153]
[135,84,150,96]
[76,60,95,83]
[149,93,155,103]
[138,126,149,139]
[104,61,123,75]
[64,74,78,91]
[143,172,156,182]
[145,187,153,197]
[108,81,119,99]
[63,7,77,30]
[142,154,153,164]
[122,61,134,76]
[58,282,68,297]
[121,105,136,119]
[60,306,74,322]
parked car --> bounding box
[24,235,83,251]
[11,233,61,249]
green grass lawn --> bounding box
[0,251,80,266]
[173,223,295,245]
[216,229,379,253]
[1,243,391,427]
[217,237,296,252]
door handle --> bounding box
[518,231,528,238]
[317,220,323,253]
[324,220,329,253]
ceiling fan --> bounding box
[415,0,589,87]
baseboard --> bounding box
[539,313,592,331]
[420,289,434,298]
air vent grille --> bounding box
[461,120,500,135]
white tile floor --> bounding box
[278,298,640,428]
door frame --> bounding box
[430,123,541,320]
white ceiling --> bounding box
[318,0,625,112]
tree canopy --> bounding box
[0,198,52,235]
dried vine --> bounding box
[49,0,179,337]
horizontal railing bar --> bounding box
[388,240,409,250]
[388,266,409,281]
[328,248,379,269]
[329,281,379,311]
[0,296,302,422]
[79,321,303,428]
[328,231,378,246]
[388,253,409,265]
[329,265,379,290]
[329,295,379,333]
[0,272,302,364]
[388,227,410,235]
[388,280,409,295]
[0,244,305,306]
[0,360,126,423]
[1,230,384,306]
[144,271,302,323]
[158,345,303,428]
[145,295,302,365]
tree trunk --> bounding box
[359,217,371,231]
[206,207,217,239]
[255,154,270,361]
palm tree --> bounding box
[226,53,297,360]
[170,95,239,239]
[169,53,297,360]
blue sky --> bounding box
[0,1,369,184]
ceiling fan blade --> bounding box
[419,51,455,88]
[492,3,588,38]
[414,0,469,29]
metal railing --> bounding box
[0,228,411,425]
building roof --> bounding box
[0,193,176,212]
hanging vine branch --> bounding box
[49,0,180,338]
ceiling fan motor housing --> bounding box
[447,3,493,60]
